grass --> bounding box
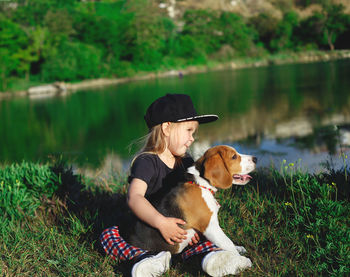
[0,159,349,276]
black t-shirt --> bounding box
[128,153,194,198]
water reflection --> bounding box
[1,59,350,172]
[217,124,350,173]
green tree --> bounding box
[73,11,131,74]
[321,3,349,50]
[121,0,169,68]
[11,0,76,27]
[41,40,103,82]
[270,11,299,52]
[0,16,35,88]
[298,4,349,50]
[219,12,255,55]
[0,48,13,90]
[44,9,75,39]
[172,34,207,62]
[248,13,279,52]
[180,9,222,56]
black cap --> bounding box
[144,94,218,129]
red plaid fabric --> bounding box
[100,226,146,261]
[182,240,219,260]
[100,226,219,261]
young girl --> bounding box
[101,94,242,276]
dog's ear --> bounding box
[201,153,233,189]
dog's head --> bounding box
[195,145,257,189]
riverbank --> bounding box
[1,50,350,100]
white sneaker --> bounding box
[201,250,252,276]
[131,251,171,277]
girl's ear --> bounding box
[161,122,172,137]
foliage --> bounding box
[320,3,350,50]
[1,0,350,89]
[270,11,300,52]
[297,4,350,50]
[0,16,32,89]
[0,162,59,220]
[180,10,221,56]
[248,13,279,51]
[41,39,103,82]
[72,10,129,62]
[219,12,255,56]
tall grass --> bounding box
[0,160,349,276]
[0,162,59,220]
[0,162,117,276]
[217,161,350,276]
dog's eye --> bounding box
[232,154,237,160]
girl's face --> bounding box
[167,121,198,157]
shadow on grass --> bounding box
[50,163,130,274]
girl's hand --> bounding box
[188,232,200,246]
[157,217,187,245]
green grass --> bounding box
[0,160,349,276]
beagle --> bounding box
[121,145,256,264]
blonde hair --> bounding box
[130,124,167,166]
[141,124,167,154]
[130,122,185,167]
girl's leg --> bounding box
[100,226,171,277]
[100,226,146,261]
[181,240,220,260]
[182,240,252,276]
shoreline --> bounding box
[1,50,350,100]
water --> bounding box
[1,59,350,173]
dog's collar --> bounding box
[188,181,216,195]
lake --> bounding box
[1,59,350,174]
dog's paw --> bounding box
[238,256,252,269]
[235,245,247,254]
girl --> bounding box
[101,94,241,276]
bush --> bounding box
[41,40,103,82]
[248,13,279,52]
[181,10,222,55]
[172,34,207,62]
[0,162,59,220]
[270,11,300,52]
[0,16,32,88]
[219,12,255,56]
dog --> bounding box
[120,145,256,266]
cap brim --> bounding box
[176,114,219,124]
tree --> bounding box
[219,12,255,55]
[298,4,349,50]
[248,13,279,51]
[41,40,103,82]
[0,16,34,87]
[73,11,129,67]
[0,48,13,90]
[270,11,299,52]
[121,0,169,68]
[322,3,349,50]
[181,9,222,55]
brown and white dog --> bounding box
[120,145,256,270]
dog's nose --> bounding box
[252,156,257,164]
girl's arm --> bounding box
[127,178,188,245]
